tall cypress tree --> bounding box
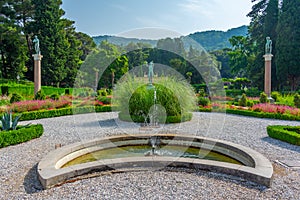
[276,0,300,91]
[247,0,268,90]
[60,19,83,87]
[31,0,68,87]
[264,0,279,89]
[247,0,279,90]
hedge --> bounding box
[118,112,193,123]
[267,125,300,145]
[0,124,44,148]
[199,107,300,121]
[0,85,90,97]
[17,105,112,121]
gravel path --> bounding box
[1,112,300,200]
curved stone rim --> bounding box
[38,134,273,189]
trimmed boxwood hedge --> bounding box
[118,112,193,124]
[17,105,112,121]
[267,125,300,145]
[199,107,300,121]
[0,124,44,148]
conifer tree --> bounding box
[276,0,300,91]
[247,0,279,90]
[31,0,68,87]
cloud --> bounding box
[110,3,129,12]
[135,17,166,27]
[178,0,216,17]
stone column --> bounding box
[33,54,43,95]
[263,54,273,98]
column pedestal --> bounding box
[33,54,43,95]
[263,54,273,98]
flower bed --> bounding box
[252,103,300,115]
[199,103,300,121]
[9,96,72,112]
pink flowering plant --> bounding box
[9,96,71,113]
[251,103,300,116]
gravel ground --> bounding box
[0,112,300,200]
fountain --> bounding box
[38,134,273,189]
[147,135,161,156]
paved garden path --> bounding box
[1,112,300,199]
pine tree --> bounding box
[276,0,300,91]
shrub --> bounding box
[198,97,210,107]
[259,92,269,103]
[238,93,248,107]
[34,90,46,100]
[294,93,300,108]
[246,101,254,107]
[271,91,281,102]
[245,88,261,97]
[65,88,70,95]
[106,88,112,95]
[276,94,294,107]
[97,89,108,97]
[0,124,44,148]
[10,93,23,103]
[114,75,196,123]
[129,84,181,118]
[50,93,60,101]
[225,89,243,97]
[1,86,9,96]
[267,125,300,146]
[18,105,112,121]
[97,96,111,104]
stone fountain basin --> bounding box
[38,134,273,189]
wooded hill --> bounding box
[93,25,248,51]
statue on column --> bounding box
[32,35,40,55]
[265,36,272,55]
[148,61,154,85]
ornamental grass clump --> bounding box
[114,75,197,123]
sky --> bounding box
[61,0,253,39]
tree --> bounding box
[247,0,279,90]
[74,32,96,61]
[264,0,279,89]
[60,19,83,87]
[0,0,28,80]
[124,42,150,71]
[80,41,129,89]
[31,0,69,87]
[228,36,254,78]
[211,48,232,79]
[276,0,300,91]
[13,0,35,81]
